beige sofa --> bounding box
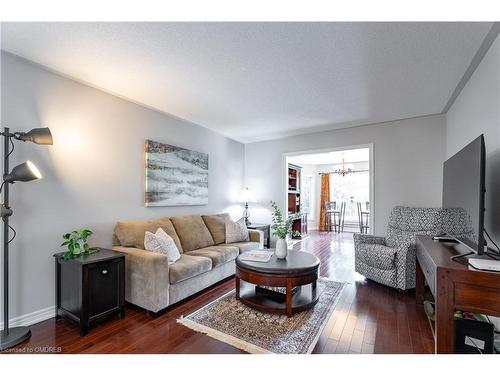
[112,213,263,312]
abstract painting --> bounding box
[145,140,208,206]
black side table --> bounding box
[246,223,271,249]
[54,248,125,336]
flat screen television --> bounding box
[442,134,486,254]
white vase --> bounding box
[275,238,288,259]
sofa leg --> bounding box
[147,308,167,318]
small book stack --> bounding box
[239,250,273,263]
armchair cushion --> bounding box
[386,207,440,248]
[439,208,475,240]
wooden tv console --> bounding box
[415,235,500,353]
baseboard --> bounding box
[0,306,55,330]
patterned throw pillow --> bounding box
[225,218,249,244]
[144,228,181,264]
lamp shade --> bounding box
[4,161,42,183]
[18,127,53,145]
[238,187,256,203]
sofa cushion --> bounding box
[225,218,250,243]
[188,245,239,268]
[220,241,260,253]
[169,254,212,284]
[114,217,183,252]
[357,244,397,271]
[202,213,231,244]
[170,215,215,252]
[144,228,181,264]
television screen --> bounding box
[442,135,485,253]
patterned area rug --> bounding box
[177,278,344,354]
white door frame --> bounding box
[282,143,374,235]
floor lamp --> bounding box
[0,127,53,350]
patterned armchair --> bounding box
[354,206,473,290]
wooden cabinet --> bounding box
[287,164,307,239]
[415,236,500,353]
[55,249,125,336]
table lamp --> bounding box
[238,187,256,226]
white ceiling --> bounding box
[0,22,493,143]
[288,148,370,166]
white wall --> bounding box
[0,52,245,323]
[446,35,500,243]
[245,115,446,240]
[445,35,499,329]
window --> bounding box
[330,171,369,224]
[301,174,314,218]
[330,171,369,202]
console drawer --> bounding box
[417,242,437,297]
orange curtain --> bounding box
[319,173,330,231]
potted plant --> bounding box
[59,228,98,260]
[270,201,301,259]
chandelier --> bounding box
[333,155,353,176]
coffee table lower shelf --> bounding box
[235,249,320,317]
[236,281,319,317]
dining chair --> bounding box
[357,201,370,234]
[324,201,345,232]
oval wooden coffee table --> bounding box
[235,250,320,317]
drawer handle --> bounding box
[101,269,108,275]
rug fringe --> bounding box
[177,317,272,354]
[177,278,345,354]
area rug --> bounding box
[177,278,344,354]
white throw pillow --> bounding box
[225,217,249,243]
[144,228,181,264]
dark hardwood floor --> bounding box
[12,230,433,354]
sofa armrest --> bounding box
[112,246,170,312]
[353,233,386,246]
[248,229,264,248]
